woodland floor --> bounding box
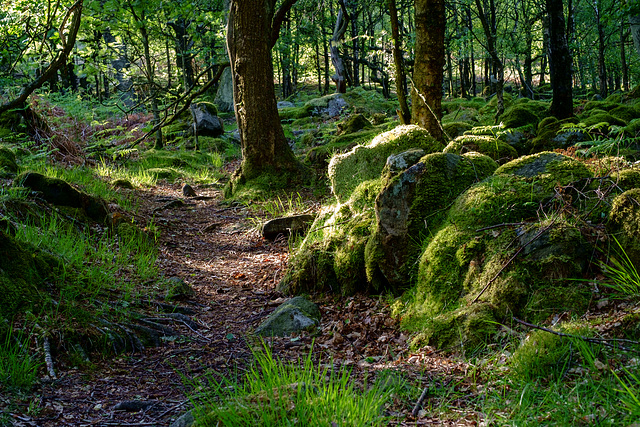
[10,179,478,427]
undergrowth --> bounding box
[189,343,396,426]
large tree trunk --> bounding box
[227,0,299,182]
[475,0,504,122]
[330,2,349,93]
[546,0,573,118]
[412,0,445,141]
[388,0,410,124]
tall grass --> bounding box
[13,212,158,305]
[601,236,640,298]
[191,343,393,426]
[0,326,41,390]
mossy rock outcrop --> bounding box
[328,125,443,203]
[336,114,373,135]
[365,152,498,292]
[443,122,473,138]
[500,104,542,129]
[580,112,627,127]
[0,145,18,177]
[443,135,517,163]
[279,178,381,295]
[530,116,581,153]
[607,188,640,265]
[0,229,60,319]
[18,171,109,222]
[405,152,595,350]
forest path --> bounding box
[30,182,470,426]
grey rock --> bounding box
[254,296,321,337]
[182,184,197,197]
[277,101,295,109]
[385,149,426,173]
[190,103,224,137]
[169,410,195,427]
[214,67,234,112]
[261,214,316,240]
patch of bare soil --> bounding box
[9,183,477,427]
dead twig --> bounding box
[411,387,429,417]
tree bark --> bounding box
[388,0,410,124]
[0,1,83,116]
[475,0,504,122]
[546,0,573,119]
[227,0,300,182]
[330,1,349,93]
[412,0,445,141]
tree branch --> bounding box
[122,63,229,150]
[0,0,83,116]
[270,0,298,49]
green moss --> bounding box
[530,117,580,153]
[479,92,514,115]
[337,114,373,135]
[280,179,381,295]
[581,112,627,127]
[509,329,574,381]
[623,118,640,137]
[408,303,497,352]
[328,125,443,203]
[605,93,623,103]
[147,167,180,180]
[0,229,60,319]
[365,152,498,292]
[500,105,542,129]
[442,108,479,124]
[612,169,640,191]
[537,116,559,132]
[443,134,517,162]
[609,105,640,123]
[0,145,18,176]
[495,152,592,194]
[607,188,640,265]
[278,104,315,120]
[583,100,618,112]
[443,122,473,138]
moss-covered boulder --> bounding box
[443,122,473,138]
[365,152,498,292]
[610,105,640,124]
[254,296,321,337]
[405,152,595,350]
[580,112,627,127]
[18,172,109,222]
[500,104,541,129]
[0,145,18,177]
[328,125,443,203]
[530,116,582,153]
[279,178,381,295]
[336,114,373,135]
[443,134,518,163]
[0,229,60,319]
[607,188,640,265]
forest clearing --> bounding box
[2,0,640,425]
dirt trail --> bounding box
[19,182,469,427]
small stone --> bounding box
[182,184,197,197]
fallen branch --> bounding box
[411,386,429,417]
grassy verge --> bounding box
[190,343,397,426]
